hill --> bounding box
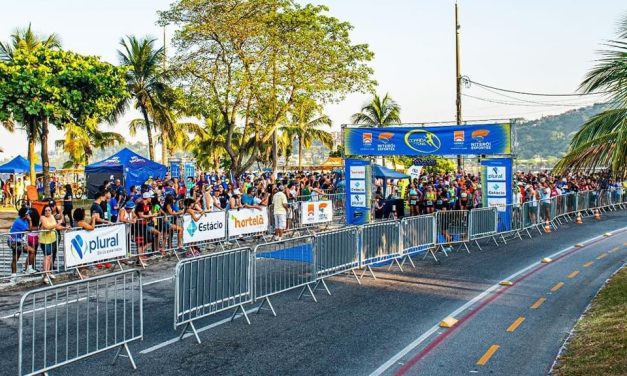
[513,103,606,160]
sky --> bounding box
[0,0,624,160]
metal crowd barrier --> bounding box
[253,236,317,315]
[18,269,143,375]
[360,220,402,276]
[469,207,498,249]
[315,227,360,284]
[435,210,470,255]
[174,247,253,344]
[400,214,436,262]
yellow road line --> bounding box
[530,297,546,309]
[550,282,564,292]
[567,270,580,279]
[476,344,500,366]
[597,253,608,260]
[610,246,619,253]
[583,261,594,267]
[506,317,525,333]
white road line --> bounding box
[139,308,257,354]
[143,276,174,286]
[368,228,627,376]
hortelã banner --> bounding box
[300,200,333,225]
[228,207,269,237]
[343,123,511,156]
[64,224,128,268]
[183,211,227,244]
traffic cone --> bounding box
[576,212,583,224]
[594,209,601,220]
[544,220,551,233]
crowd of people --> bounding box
[5,167,623,284]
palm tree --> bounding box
[190,115,239,170]
[116,35,165,161]
[0,24,61,184]
[554,16,627,178]
[282,99,334,170]
[351,93,401,166]
[55,120,125,168]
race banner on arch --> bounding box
[343,123,511,156]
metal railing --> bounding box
[469,207,498,246]
[315,227,360,281]
[435,210,470,254]
[400,214,436,262]
[18,269,143,375]
[174,247,253,344]
[360,220,402,275]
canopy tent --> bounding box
[372,164,410,180]
[320,157,344,168]
[85,148,167,198]
[0,155,55,174]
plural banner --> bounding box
[64,224,128,268]
[343,123,511,156]
[183,211,227,244]
[228,207,269,236]
[300,200,333,225]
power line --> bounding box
[461,93,598,108]
[472,84,601,107]
[463,76,610,97]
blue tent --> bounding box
[0,155,55,174]
[372,164,410,180]
[85,148,167,197]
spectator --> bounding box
[40,205,69,284]
[63,184,74,227]
[7,207,36,279]
[91,192,112,225]
[272,185,288,241]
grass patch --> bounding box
[553,265,627,375]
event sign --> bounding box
[343,123,511,156]
[345,159,372,225]
[300,200,333,225]
[64,224,128,268]
[183,211,227,244]
[228,207,269,237]
[481,158,513,232]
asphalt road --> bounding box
[0,210,625,376]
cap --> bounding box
[277,185,285,191]
[125,201,136,209]
[142,192,152,199]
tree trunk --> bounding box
[298,137,303,171]
[271,130,278,176]
[140,106,155,160]
[41,117,51,198]
[28,136,36,186]
[161,129,168,165]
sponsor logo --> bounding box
[404,130,441,153]
[376,132,396,152]
[350,180,366,193]
[453,130,464,144]
[471,129,492,150]
[349,166,366,179]
[70,233,119,260]
[378,132,394,143]
[187,219,223,237]
[486,166,506,181]
[307,203,315,217]
[487,181,506,196]
[363,133,372,145]
[104,156,120,164]
[129,156,146,164]
[231,214,265,228]
[186,221,197,237]
[350,194,366,207]
[471,129,490,140]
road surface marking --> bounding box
[567,271,580,279]
[609,246,619,253]
[530,297,546,309]
[596,253,608,260]
[476,345,500,366]
[506,317,525,332]
[369,227,627,376]
[550,282,564,292]
[583,261,594,267]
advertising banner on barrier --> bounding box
[345,159,372,225]
[343,123,511,156]
[64,224,128,268]
[228,207,269,237]
[183,211,227,244]
[300,200,333,225]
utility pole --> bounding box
[455,2,463,171]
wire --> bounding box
[461,93,599,108]
[472,84,601,107]
[463,76,611,97]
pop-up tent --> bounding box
[0,155,55,174]
[372,164,410,180]
[85,148,167,198]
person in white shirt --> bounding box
[272,185,289,240]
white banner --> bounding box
[486,166,507,181]
[300,200,333,225]
[183,211,227,244]
[228,207,269,237]
[64,224,128,268]
[487,197,508,212]
[486,181,507,197]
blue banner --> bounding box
[345,159,372,225]
[481,158,513,231]
[343,123,511,156]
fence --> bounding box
[435,210,470,255]
[400,215,436,262]
[468,207,498,248]
[253,236,317,315]
[18,269,143,375]
[174,247,253,343]
[315,227,360,281]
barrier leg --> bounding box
[359,265,377,280]
[178,322,201,344]
[298,283,318,302]
[387,258,404,272]
[500,234,508,244]
[474,240,483,251]
[456,242,470,254]
[492,236,499,246]
[230,304,251,325]
[313,279,331,296]
[401,254,416,269]
[350,269,362,285]
[256,297,277,317]
[112,343,137,370]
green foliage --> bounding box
[159,0,374,174]
[329,144,344,158]
[351,93,401,127]
[422,157,456,175]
